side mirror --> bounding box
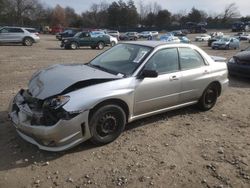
[139,69,158,79]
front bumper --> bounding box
[8,90,92,152]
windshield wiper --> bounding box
[88,64,118,75]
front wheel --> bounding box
[198,84,218,111]
[70,42,78,50]
[97,42,104,50]
[89,104,126,145]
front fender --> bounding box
[63,88,134,114]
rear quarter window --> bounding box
[179,47,206,70]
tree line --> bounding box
[0,0,249,30]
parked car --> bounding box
[119,32,139,40]
[208,36,223,47]
[178,36,191,43]
[138,31,152,38]
[232,21,249,32]
[160,34,180,43]
[51,26,63,35]
[151,31,159,37]
[107,30,120,39]
[212,37,240,50]
[0,26,40,46]
[195,34,211,42]
[170,30,186,36]
[9,41,228,151]
[56,29,81,40]
[239,33,250,41]
[210,32,223,38]
[227,46,250,77]
[61,31,111,50]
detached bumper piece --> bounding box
[9,89,91,151]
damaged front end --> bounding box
[9,89,91,151]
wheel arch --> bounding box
[88,98,129,123]
[23,36,34,42]
[207,81,222,97]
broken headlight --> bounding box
[45,96,70,109]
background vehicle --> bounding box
[160,34,180,43]
[61,31,111,50]
[9,42,228,151]
[56,29,81,40]
[170,30,186,36]
[208,36,223,47]
[238,33,250,41]
[107,30,120,39]
[185,22,207,33]
[212,37,240,50]
[119,32,139,40]
[195,34,211,41]
[51,26,63,34]
[228,46,250,77]
[0,26,40,46]
[232,21,250,32]
[139,31,152,38]
[178,36,191,43]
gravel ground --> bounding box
[0,30,250,188]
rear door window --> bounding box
[9,28,24,33]
[179,47,205,70]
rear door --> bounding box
[134,48,182,116]
[8,28,24,42]
[178,47,211,103]
[0,27,11,42]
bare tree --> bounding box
[221,3,240,22]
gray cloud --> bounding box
[43,0,249,16]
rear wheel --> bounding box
[89,104,126,145]
[97,42,104,50]
[111,41,116,47]
[198,84,218,111]
[23,37,33,46]
[70,42,78,50]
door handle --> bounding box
[169,75,179,81]
[203,70,209,74]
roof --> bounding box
[121,41,194,48]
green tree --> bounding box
[155,9,171,28]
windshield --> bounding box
[89,44,152,76]
[219,37,230,42]
[74,32,82,37]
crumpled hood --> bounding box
[213,41,228,45]
[234,51,250,61]
[28,64,119,100]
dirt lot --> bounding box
[0,30,250,188]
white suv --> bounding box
[0,26,40,46]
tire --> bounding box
[225,45,229,50]
[70,42,78,50]
[111,41,116,47]
[97,42,104,50]
[198,84,218,111]
[89,104,126,145]
[23,37,33,46]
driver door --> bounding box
[134,48,182,116]
[79,32,91,46]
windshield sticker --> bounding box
[133,51,148,63]
[117,73,124,77]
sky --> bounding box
[42,0,249,16]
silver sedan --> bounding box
[9,41,228,151]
